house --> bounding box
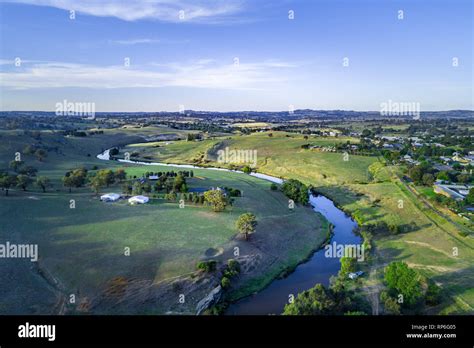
[452,152,469,164]
[403,154,415,163]
[148,175,160,180]
[100,193,121,202]
[128,195,150,204]
[433,184,471,201]
[439,156,452,163]
[433,164,452,172]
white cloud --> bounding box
[0,59,296,90]
[5,0,244,22]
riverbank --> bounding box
[226,194,360,315]
[95,148,331,314]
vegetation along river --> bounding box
[98,149,361,315]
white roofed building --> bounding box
[100,193,121,202]
[128,195,150,204]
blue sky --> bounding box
[0,0,472,111]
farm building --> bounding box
[100,193,121,202]
[128,195,150,204]
[433,184,471,201]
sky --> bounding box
[0,0,472,112]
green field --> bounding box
[2,127,473,315]
[124,131,474,314]
[0,131,328,314]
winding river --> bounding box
[97,149,361,315]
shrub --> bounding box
[197,260,217,273]
[227,259,240,274]
[221,276,231,289]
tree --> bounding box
[283,284,336,315]
[96,169,115,187]
[436,171,450,181]
[0,174,17,196]
[132,182,144,195]
[62,168,87,193]
[173,174,187,192]
[18,165,38,177]
[35,149,48,161]
[23,145,37,155]
[421,173,435,186]
[456,173,471,184]
[383,296,401,315]
[221,276,231,289]
[36,176,51,193]
[115,169,127,182]
[89,175,104,195]
[281,179,309,205]
[242,165,252,174]
[122,183,132,195]
[109,148,119,156]
[465,188,474,205]
[408,165,425,184]
[204,189,227,212]
[384,262,423,307]
[197,260,217,273]
[425,281,441,306]
[16,174,32,191]
[236,213,257,241]
[339,256,357,277]
[143,182,152,194]
[9,160,24,172]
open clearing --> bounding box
[0,137,328,314]
[126,131,474,314]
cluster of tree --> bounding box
[186,133,202,141]
[407,163,437,186]
[203,189,228,212]
[0,172,19,196]
[381,261,441,314]
[89,169,127,194]
[222,186,241,197]
[466,188,474,205]
[436,169,473,185]
[144,170,194,178]
[23,145,48,161]
[165,121,229,134]
[221,259,241,289]
[281,179,309,205]
[1,159,51,195]
[0,171,51,195]
[124,173,189,196]
[60,130,88,137]
[62,168,88,192]
[242,165,252,174]
[164,191,206,205]
[282,282,368,315]
[196,260,217,273]
[360,220,403,236]
[339,256,357,277]
[9,160,38,176]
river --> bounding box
[97,149,361,315]
[226,194,360,315]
